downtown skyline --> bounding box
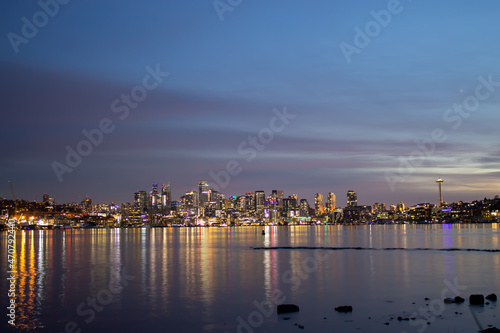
[1,1,500,206]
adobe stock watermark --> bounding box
[209,106,295,191]
[233,249,330,333]
[6,220,17,327]
[213,0,244,21]
[7,0,71,54]
[401,278,466,333]
[386,74,500,192]
[51,64,169,183]
[57,268,135,333]
[339,0,406,64]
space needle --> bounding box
[436,178,444,206]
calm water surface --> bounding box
[1,224,499,332]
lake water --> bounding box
[1,224,500,333]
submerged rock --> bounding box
[335,305,353,312]
[277,304,299,314]
[454,296,465,303]
[469,294,485,305]
[481,328,500,333]
[486,293,497,301]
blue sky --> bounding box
[1,0,499,206]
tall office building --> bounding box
[199,180,209,207]
[43,193,49,203]
[255,191,265,213]
[183,191,199,209]
[299,199,309,217]
[161,183,171,214]
[327,192,336,213]
[134,191,147,211]
[314,193,325,215]
[373,203,386,214]
[151,183,159,208]
[347,190,357,207]
[272,190,284,210]
[81,197,92,213]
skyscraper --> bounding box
[199,180,209,207]
[314,193,324,215]
[347,190,357,207]
[161,183,171,214]
[327,192,336,213]
[151,183,159,208]
[255,191,265,214]
[272,190,284,210]
[299,199,309,217]
[134,191,147,211]
[43,193,49,203]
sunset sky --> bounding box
[1,0,499,206]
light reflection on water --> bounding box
[1,224,499,332]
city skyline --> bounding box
[1,1,500,207]
[6,177,498,209]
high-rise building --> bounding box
[183,191,199,209]
[272,190,284,210]
[134,191,147,211]
[255,191,265,214]
[43,193,49,203]
[314,193,324,215]
[161,183,171,214]
[151,183,159,208]
[347,190,357,207]
[81,197,92,213]
[199,180,209,207]
[373,203,386,214]
[299,199,309,217]
[327,192,336,213]
[397,201,405,212]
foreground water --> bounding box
[1,224,499,333]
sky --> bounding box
[1,0,499,207]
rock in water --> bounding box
[277,304,299,314]
[469,294,484,305]
[486,293,497,301]
[335,305,353,312]
[444,298,455,304]
[454,296,465,303]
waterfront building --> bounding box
[347,190,357,207]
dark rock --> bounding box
[470,294,485,305]
[283,317,290,320]
[424,297,430,300]
[481,328,500,333]
[486,293,497,301]
[454,296,465,303]
[444,298,455,304]
[277,304,299,314]
[397,316,403,321]
[335,305,353,312]
[384,322,390,325]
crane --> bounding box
[9,181,16,201]
[8,181,17,221]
